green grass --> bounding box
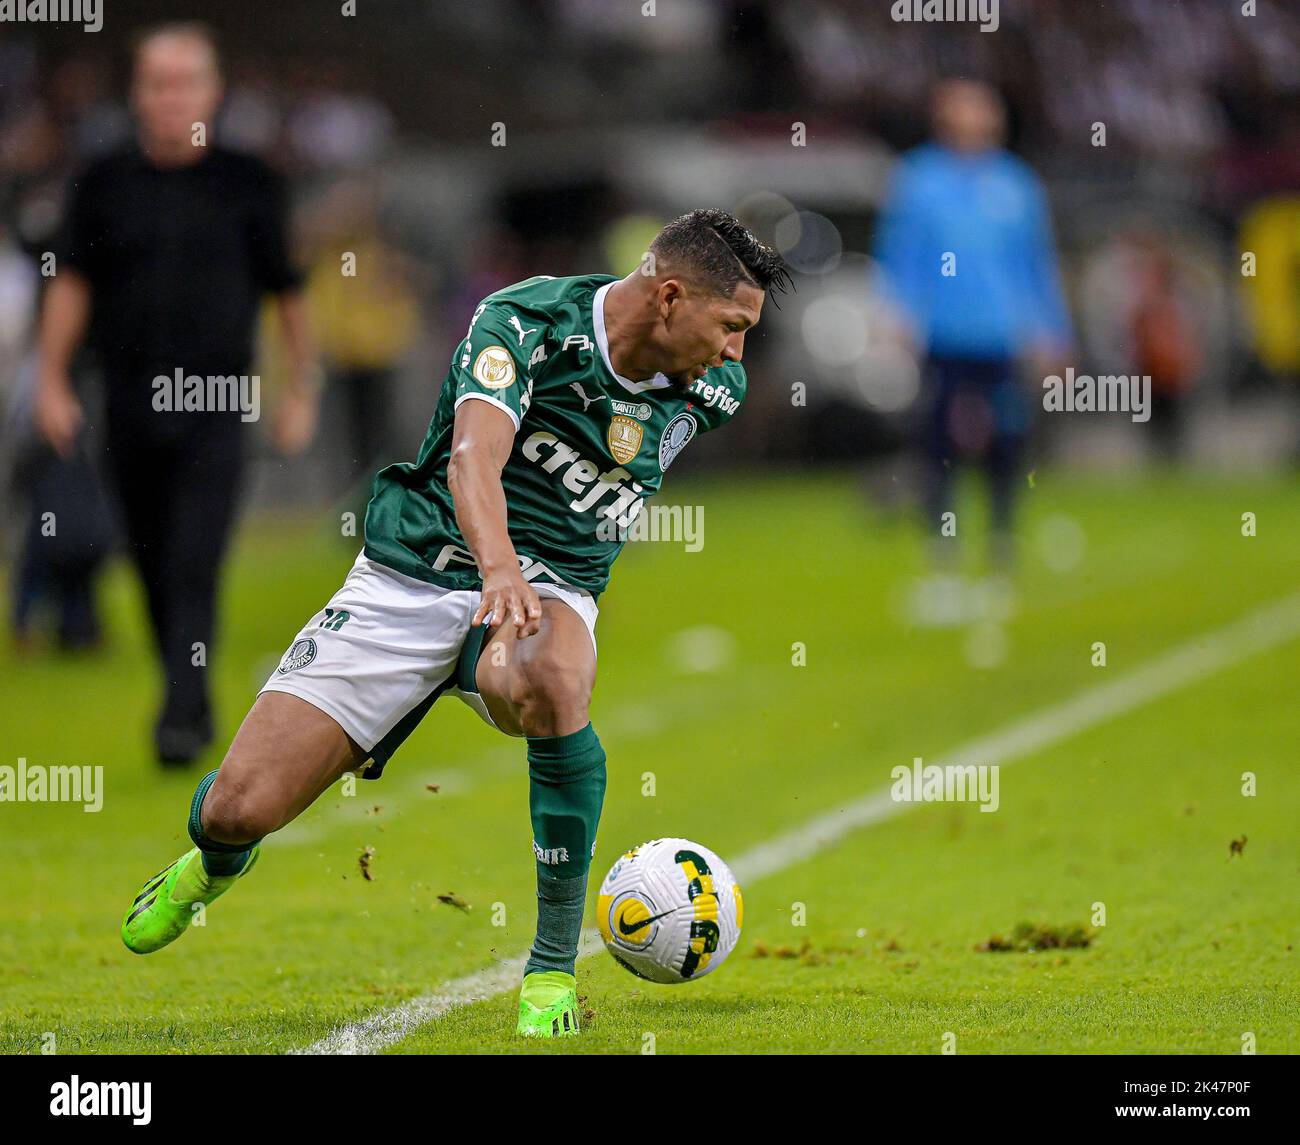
[2,468,1298,1054]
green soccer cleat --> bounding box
[121,846,259,955]
[516,971,581,1038]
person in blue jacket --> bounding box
[875,79,1072,589]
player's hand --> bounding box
[474,568,542,638]
[34,375,83,459]
[273,385,320,456]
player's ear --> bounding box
[657,278,684,322]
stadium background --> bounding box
[4,0,1297,493]
[1,0,1298,1055]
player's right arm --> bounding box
[448,399,543,638]
[445,299,546,638]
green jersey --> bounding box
[364,273,747,597]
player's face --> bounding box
[661,280,765,386]
[132,35,223,150]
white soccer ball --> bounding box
[596,838,743,984]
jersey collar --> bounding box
[592,281,674,395]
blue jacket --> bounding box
[874,143,1072,359]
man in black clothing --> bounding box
[34,23,319,765]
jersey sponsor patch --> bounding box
[611,398,651,421]
[688,376,741,414]
[519,430,646,529]
[473,345,516,389]
[659,411,697,470]
[607,415,644,464]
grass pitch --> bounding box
[2,467,1297,1054]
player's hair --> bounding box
[131,21,222,74]
[651,209,792,298]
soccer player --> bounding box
[120,209,789,1038]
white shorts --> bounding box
[259,552,598,772]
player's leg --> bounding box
[200,691,369,843]
[122,692,367,954]
[122,552,476,955]
[475,597,604,1037]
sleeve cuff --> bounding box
[454,391,521,431]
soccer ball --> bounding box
[596,838,743,984]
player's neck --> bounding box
[602,276,660,383]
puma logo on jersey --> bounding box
[570,382,606,412]
[508,315,539,346]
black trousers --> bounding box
[104,407,247,735]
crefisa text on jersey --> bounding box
[688,376,740,415]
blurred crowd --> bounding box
[0,0,1295,671]
[0,0,1296,490]
[774,0,1298,164]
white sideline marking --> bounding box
[295,591,1300,1054]
[734,590,1300,882]
[292,931,605,1055]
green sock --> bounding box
[524,723,606,977]
[187,770,257,877]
